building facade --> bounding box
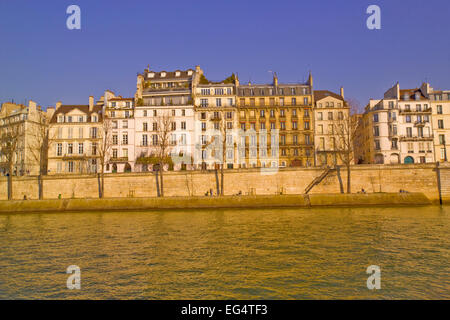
[134,66,200,171]
[103,92,135,173]
[236,73,314,168]
[313,89,349,166]
[360,83,434,164]
[426,86,450,162]
[193,74,239,169]
[0,101,48,176]
[47,97,103,175]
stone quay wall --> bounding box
[0,163,449,203]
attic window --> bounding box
[148,72,155,78]
[187,70,193,76]
[161,72,166,77]
[175,71,180,77]
[403,94,409,101]
[415,93,420,101]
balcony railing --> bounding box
[109,156,129,162]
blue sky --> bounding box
[0,0,449,109]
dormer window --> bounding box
[175,71,180,77]
[403,94,409,101]
[111,102,116,107]
[161,72,166,77]
[415,93,421,101]
[58,115,64,123]
[92,115,97,122]
[148,72,155,78]
[187,70,193,76]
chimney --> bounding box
[56,101,62,110]
[273,72,278,87]
[46,107,55,120]
[89,96,94,112]
[28,100,37,112]
[340,87,344,99]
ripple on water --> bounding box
[0,206,449,299]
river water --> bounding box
[0,206,449,299]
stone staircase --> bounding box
[440,167,450,198]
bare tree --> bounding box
[0,123,21,200]
[211,112,229,196]
[97,115,112,198]
[28,112,53,199]
[334,99,361,193]
[154,112,174,197]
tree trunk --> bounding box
[38,174,43,200]
[7,165,13,200]
[159,165,164,197]
[336,165,344,194]
[220,164,224,196]
[97,173,102,198]
[346,164,351,194]
[155,168,160,197]
[214,168,219,196]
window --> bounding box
[153,122,158,131]
[215,88,224,95]
[112,135,118,145]
[58,115,64,123]
[201,122,206,131]
[304,109,309,118]
[260,122,266,130]
[318,112,323,120]
[68,116,72,123]
[143,122,148,131]
[68,161,74,173]
[68,143,73,154]
[292,121,298,130]
[68,128,73,139]
[143,110,147,117]
[292,98,296,106]
[439,134,445,145]
[110,111,115,118]
[280,109,285,117]
[374,126,379,136]
[122,120,128,128]
[406,115,411,123]
[303,97,308,105]
[305,135,311,145]
[293,135,298,145]
[92,142,97,155]
[270,122,276,130]
[78,143,84,154]
[181,122,186,130]
[200,99,208,107]
[438,120,444,129]
[182,109,186,116]
[171,122,176,131]
[152,135,158,146]
[328,112,333,120]
[437,105,443,114]
[270,110,275,118]
[318,124,323,134]
[373,114,379,122]
[260,110,265,117]
[406,127,412,137]
[142,135,148,146]
[375,140,380,150]
[78,127,83,139]
[280,122,286,130]
[78,116,83,122]
[122,134,128,145]
[292,109,297,117]
[338,112,343,120]
[240,123,246,130]
[280,98,285,106]
[112,149,118,158]
[304,121,310,130]
[57,143,62,156]
[90,127,97,138]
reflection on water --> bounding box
[0,206,449,299]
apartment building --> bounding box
[103,91,135,173]
[193,73,239,169]
[361,83,434,164]
[0,100,48,176]
[426,86,450,162]
[313,88,349,166]
[134,66,200,171]
[236,73,314,168]
[47,97,103,174]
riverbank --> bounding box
[0,193,432,213]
